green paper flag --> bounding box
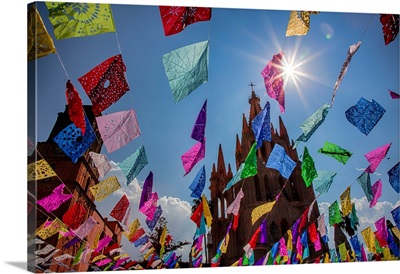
[241,142,258,179]
[45,2,116,40]
[72,243,85,266]
[318,141,352,164]
[329,200,342,226]
[301,147,317,187]
[357,172,373,202]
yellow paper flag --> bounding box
[124,219,140,240]
[361,227,376,254]
[90,176,121,202]
[287,230,293,251]
[202,194,213,228]
[159,225,167,257]
[251,201,276,225]
[28,4,56,61]
[36,218,67,240]
[27,159,57,181]
[340,186,352,216]
[286,11,319,37]
[143,247,155,260]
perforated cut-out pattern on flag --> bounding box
[286,11,319,37]
[301,146,317,187]
[387,162,400,193]
[96,109,141,153]
[181,140,206,176]
[189,165,206,199]
[380,14,399,45]
[364,143,391,173]
[266,144,296,179]
[27,159,57,181]
[345,97,386,136]
[78,54,129,116]
[146,205,162,231]
[252,101,272,149]
[45,2,116,40]
[28,4,56,61]
[370,179,382,208]
[90,176,121,202]
[119,146,148,185]
[110,194,130,222]
[53,116,96,163]
[66,80,86,135]
[159,6,211,36]
[36,218,67,240]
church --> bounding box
[208,87,328,265]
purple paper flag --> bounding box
[95,235,112,253]
[191,100,207,142]
[261,52,285,113]
[37,184,72,213]
[369,179,382,208]
[140,171,153,210]
[260,219,268,244]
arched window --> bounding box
[218,198,222,218]
[264,175,273,201]
[281,218,289,234]
[254,176,262,201]
[270,221,279,241]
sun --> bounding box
[282,57,300,82]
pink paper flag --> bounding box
[374,217,388,245]
[96,258,112,267]
[279,237,289,257]
[181,139,206,176]
[72,216,97,240]
[37,184,72,213]
[89,152,112,179]
[96,109,141,153]
[261,51,285,113]
[389,89,400,99]
[95,235,112,253]
[139,192,158,220]
[364,143,391,173]
[226,188,244,215]
[369,179,382,208]
[314,233,322,251]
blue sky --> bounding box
[27,0,399,265]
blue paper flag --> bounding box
[146,205,162,231]
[345,97,385,135]
[391,205,400,228]
[387,162,400,193]
[350,235,361,261]
[266,144,296,179]
[133,235,149,247]
[53,116,96,163]
[252,101,271,149]
[189,165,206,199]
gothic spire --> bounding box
[217,144,226,175]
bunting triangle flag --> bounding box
[96,109,141,153]
[190,199,203,227]
[318,141,352,164]
[45,2,116,40]
[286,11,319,36]
[27,4,56,61]
[364,143,391,173]
[266,143,296,179]
[252,101,272,149]
[251,201,276,225]
[328,200,341,226]
[340,186,352,216]
[388,89,400,99]
[331,41,361,106]
[261,52,285,113]
[301,146,317,187]
[163,41,209,103]
[119,146,149,185]
[37,184,73,213]
[294,103,330,147]
[53,115,96,163]
[345,97,386,135]
[189,165,206,199]
[78,54,129,116]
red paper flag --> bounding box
[62,202,87,230]
[110,194,130,222]
[380,14,399,45]
[66,80,86,135]
[190,200,203,227]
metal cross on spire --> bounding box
[249,82,256,92]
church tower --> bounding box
[28,105,123,273]
[209,86,326,265]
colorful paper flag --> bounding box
[189,165,206,199]
[110,194,130,222]
[388,89,400,99]
[37,184,72,213]
[261,52,285,113]
[345,97,386,135]
[89,152,112,180]
[241,142,258,179]
[266,143,296,179]
[72,216,97,240]
[379,14,399,45]
[369,179,382,208]
[146,205,163,231]
[286,11,319,36]
[364,143,391,173]
[27,159,57,181]
[361,227,376,254]
[340,186,352,216]
[119,146,149,185]
[226,188,244,216]
[356,172,373,201]
[181,140,206,176]
[301,146,317,187]
[90,176,121,202]
[251,201,276,225]
[252,101,272,149]
[28,4,56,61]
[387,162,400,193]
[191,100,207,142]
[139,171,154,210]
[223,163,245,192]
[328,200,341,226]
[313,170,337,194]
[318,141,352,164]
[391,206,400,228]
[62,202,87,230]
